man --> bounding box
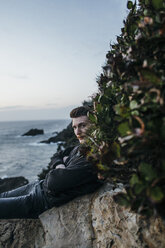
[0,106,102,219]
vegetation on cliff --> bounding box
[85,0,165,217]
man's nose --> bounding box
[76,127,81,135]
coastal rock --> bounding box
[0,177,29,194]
[22,128,44,136]
[40,122,77,146]
[1,182,165,248]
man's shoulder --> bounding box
[68,145,81,157]
[65,145,92,169]
[62,146,76,156]
[56,145,77,158]
[71,145,80,152]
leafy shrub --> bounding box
[86,0,165,217]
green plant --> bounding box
[86,0,165,217]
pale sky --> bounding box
[0,0,128,121]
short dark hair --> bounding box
[70,106,89,118]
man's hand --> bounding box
[56,164,65,169]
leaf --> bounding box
[96,103,102,113]
[114,104,121,115]
[140,69,162,85]
[130,100,138,110]
[127,1,133,9]
[143,9,149,16]
[129,24,138,35]
[139,163,156,181]
[114,116,122,122]
[130,100,139,115]
[151,0,164,9]
[88,113,97,124]
[149,187,164,202]
[118,122,131,136]
[114,104,129,118]
[145,0,150,4]
[114,193,130,207]
[105,114,111,124]
[98,95,108,104]
[134,184,145,194]
[96,162,110,171]
[111,142,121,158]
[130,174,140,186]
[131,110,139,116]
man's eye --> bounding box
[81,124,86,128]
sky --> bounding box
[0,0,128,121]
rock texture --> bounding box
[40,194,95,248]
[0,177,28,194]
[0,183,165,248]
[91,184,165,248]
[0,219,45,248]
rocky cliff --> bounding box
[0,183,164,248]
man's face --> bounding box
[72,115,90,144]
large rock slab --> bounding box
[39,183,165,248]
[40,194,95,248]
[0,183,165,248]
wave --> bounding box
[28,142,56,146]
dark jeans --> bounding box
[0,180,49,219]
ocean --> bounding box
[0,119,70,182]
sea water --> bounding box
[0,119,70,182]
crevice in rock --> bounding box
[88,191,100,248]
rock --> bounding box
[40,122,78,146]
[39,183,165,248]
[0,219,45,248]
[52,131,58,135]
[22,128,44,136]
[0,182,165,248]
[90,184,165,248]
[40,194,95,248]
[0,177,29,194]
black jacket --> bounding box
[42,146,102,207]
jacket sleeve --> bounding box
[49,147,74,169]
[45,156,97,194]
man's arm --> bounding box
[49,147,74,169]
[45,157,97,194]
[56,164,65,169]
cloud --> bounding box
[8,73,29,80]
[0,104,58,112]
[0,105,25,111]
[0,104,76,121]
[45,103,58,107]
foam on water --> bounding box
[29,142,53,146]
[0,119,69,182]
